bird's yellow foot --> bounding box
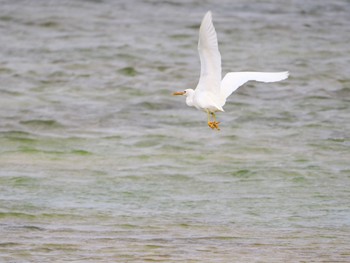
[208,121,215,129]
[213,121,220,130]
[208,121,220,130]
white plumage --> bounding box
[173,11,289,130]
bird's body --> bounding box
[173,11,288,130]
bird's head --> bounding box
[173,89,195,107]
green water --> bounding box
[1,0,349,262]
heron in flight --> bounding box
[173,11,288,130]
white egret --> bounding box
[173,11,289,130]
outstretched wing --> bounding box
[220,71,289,100]
[196,11,222,95]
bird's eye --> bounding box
[183,90,186,94]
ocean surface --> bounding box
[1,0,349,262]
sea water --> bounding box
[0,0,349,262]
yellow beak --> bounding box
[172,91,185,96]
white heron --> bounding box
[173,11,289,130]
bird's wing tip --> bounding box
[204,11,212,19]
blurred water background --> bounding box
[0,0,349,262]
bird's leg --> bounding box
[207,110,216,129]
[211,112,220,130]
[206,111,220,130]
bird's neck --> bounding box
[186,97,194,107]
[185,90,195,107]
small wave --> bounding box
[20,119,64,128]
[118,67,139,77]
[70,149,92,155]
[0,212,36,220]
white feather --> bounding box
[196,11,222,96]
[220,71,289,102]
